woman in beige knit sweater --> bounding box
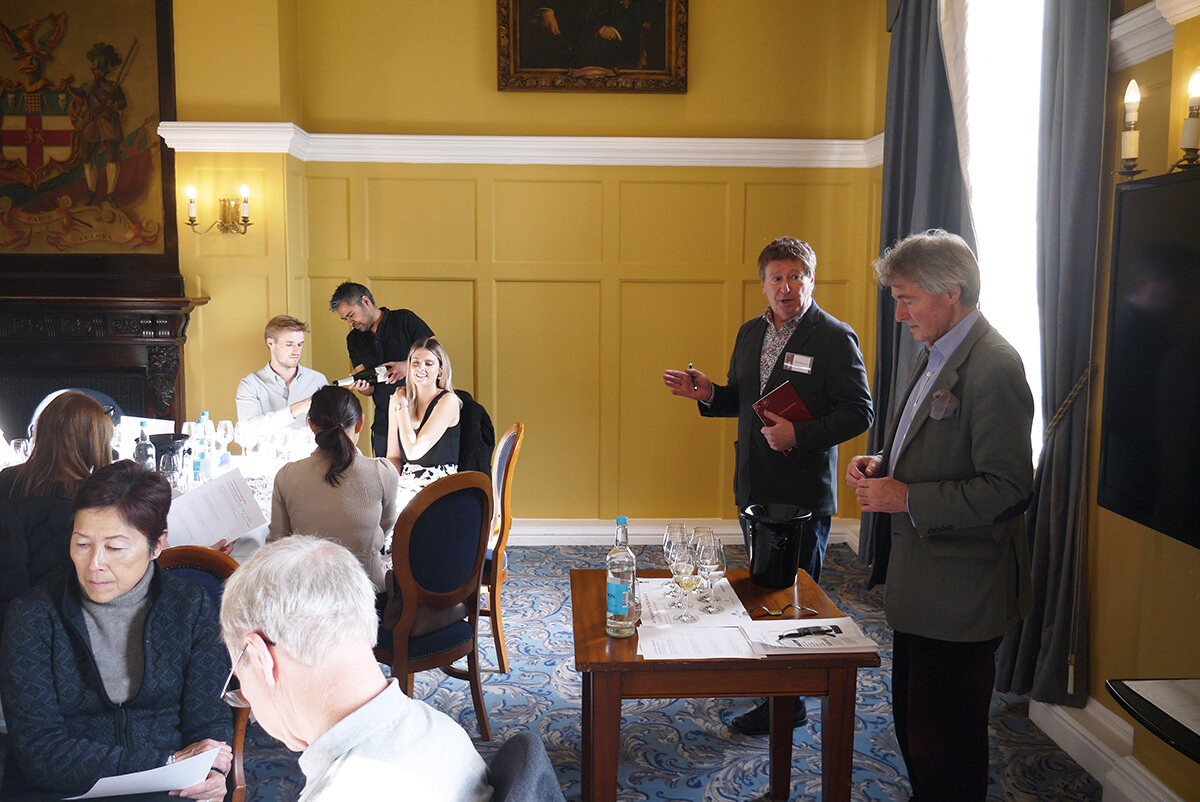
[267,386,399,591]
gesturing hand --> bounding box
[661,368,712,402]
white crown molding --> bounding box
[1111,4,1174,72]
[1157,0,1200,25]
[157,121,885,169]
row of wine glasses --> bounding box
[662,522,727,623]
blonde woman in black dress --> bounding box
[385,337,462,547]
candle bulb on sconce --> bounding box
[1117,79,1145,179]
[1172,67,1200,172]
[183,184,254,235]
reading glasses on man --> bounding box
[220,636,275,708]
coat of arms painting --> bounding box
[0,1,166,254]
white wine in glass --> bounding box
[670,546,700,624]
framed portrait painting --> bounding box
[0,0,180,296]
[498,0,688,93]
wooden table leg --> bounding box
[768,696,794,800]
[822,669,857,802]
[581,671,593,801]
[588,672,622,802]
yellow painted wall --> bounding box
[171,2,887,519]
[176,0,886,139]
[1094,30,1200,800]
[297,163,878,519]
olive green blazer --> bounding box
[882,314,1035,642]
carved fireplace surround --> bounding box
[0,295,208,439]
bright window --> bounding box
[961,0,1046,459]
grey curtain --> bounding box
[995,0,1109,707]
[861,0,976,580]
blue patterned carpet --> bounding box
[242,543,1103,801]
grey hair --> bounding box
[220,536,377,664]
[874,228,981,307]
[328,281,374,312]
[757,236,817,282]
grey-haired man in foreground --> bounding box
[218,536,492,801]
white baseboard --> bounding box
[508,517,860,554]
[1029,698,1184,802]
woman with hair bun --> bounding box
[267,385,399,590]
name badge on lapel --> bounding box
[784,353,813,374]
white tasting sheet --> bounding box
[65,748,217,799]
[166,468,267,548]
[637,577,745,627]
[636,625,760,660]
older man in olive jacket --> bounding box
[848,229,1034,802]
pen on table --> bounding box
[688,362,698,391]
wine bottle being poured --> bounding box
[332,365,389,387]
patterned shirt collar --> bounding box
[758,304,808,394]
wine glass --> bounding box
[663,526,690,605]
[234,420,259,456]
[215,420,234,453]
[159,452,186,493]
[670,540,700,624]
[662,523,686,597]
[692,527,717,601]
[696,537,727,614]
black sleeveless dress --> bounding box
[399,389,461,470]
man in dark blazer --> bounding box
[663,236,873,734]
[847,229,1034,802]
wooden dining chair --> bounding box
[157,545,249,802]
[480,421,524,674]
[375,471,494,740]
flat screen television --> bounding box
[1098,168,1200,550]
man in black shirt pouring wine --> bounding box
[661,236,873,734]
[329,282,434,457]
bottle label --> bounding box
[606,581,629,616]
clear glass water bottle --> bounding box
[133,421,156,472]
[606,515,639,638]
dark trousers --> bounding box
[370,428,386,459]
[892,630,1003,802]
[738,514,830,583]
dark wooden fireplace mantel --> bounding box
[0,295,209,438]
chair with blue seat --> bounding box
[480,421,524,674]
[486,729,566,802]
[157,545,248,802]
[376,470,494,740]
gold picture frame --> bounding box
[498,0,688,93]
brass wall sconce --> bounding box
[184,184,253,234]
